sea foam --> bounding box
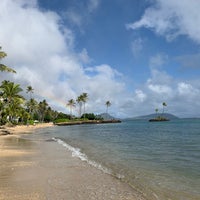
[52,137,113,175]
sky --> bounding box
[0,0,200,118]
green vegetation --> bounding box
[0,47,16,73]
[0,80,63,125]
[149,102,169,122]
[0,46,113,126]
[81,113,103,120]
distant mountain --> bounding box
[129,113,179,120]
[98,113,116,120]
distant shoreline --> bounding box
[55,119,121,126]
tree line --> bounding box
[0,47,112,125]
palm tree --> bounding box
[26,86,34,99]
[26,98,38,120]
[0,81,24,122]
[37,100,48,122]
[162,102,167,115]
[76,95,83,117]
[67,99,76,118]
[155,108,159,116]
[105,101,111,114]
[82,93,88,119]
[0,47,16,73]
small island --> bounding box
[149,117,169,122]
[149,102,170,122]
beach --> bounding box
[0,124,145,200]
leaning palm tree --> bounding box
[67,99,76,118]
[105,101,111,114]
[0,47,16,73]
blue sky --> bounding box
[1,0,200,118]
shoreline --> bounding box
[0,124,146,200]
[0,122,54,136]
[55,119,122,126]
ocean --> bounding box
[34,119,200,200]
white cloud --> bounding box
[148,84,172,95]
[78,48,92,64]
[134,90,146,102]
[126,0,200,43]
[1,0,200,118]
[0,0,124,116]
[177,82,199,97]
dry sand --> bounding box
[0,124,146,200]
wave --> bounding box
[52,137,123,178]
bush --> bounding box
[81,113,99,120]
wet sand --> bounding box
[0,127,145,200]
[0,123,54,135]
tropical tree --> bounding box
[162,102,167,114]
[50,110,59,122]
[82,93,88,119]
[26,98,38,120]
[105,101,111,114]
[26,85,34,99]
[76,95,83,117]
[37,100,48,122]
[0,97,6,124]
[0,47,16,73]
[0,81,24,122]
[19,108,30,124]
[67,99,76,118]
[155,108,159,116]
[76,93,88,118]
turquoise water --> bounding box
[40,119,200,200]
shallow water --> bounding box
[37,119,200,200]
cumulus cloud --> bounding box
[1,0,200,118]
[126,0,200,43]
[120,60,200,117]
[0,0,123,115]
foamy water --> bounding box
[52,137,113,175]
[35,119,200,200]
